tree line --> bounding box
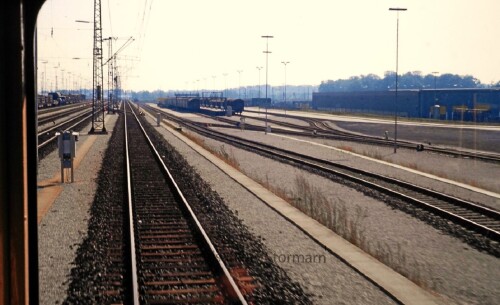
[73,72,500,101]
[129,85,318,102]
[319,71,499,92]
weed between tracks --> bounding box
[252,173,290,202]
[337,144,385,161]
[254,172,438,291]
[182,131,241,170]
[180,128,439,290]
[292,175,439,290]
[293,175,368,247]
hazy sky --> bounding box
[36,0,500,92]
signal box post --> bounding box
[56,131,79,183]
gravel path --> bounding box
[37,114,119,304]
[147,108,500,305]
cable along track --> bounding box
[147,105,500,244]
[124,103,248,304]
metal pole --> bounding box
[237,70,243,98]
[395,17,399,154]
[54,65,58,91]
[223,73,228,97]
[262,35,273,134]
[61,69,65,93]
[389,8,406,154]
[42,61,48,94]
[257,66,262,99]
[281,61,289,115]
[71,160,74,183]
[432,71,439,104]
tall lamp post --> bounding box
[61,69,65,93]
[432,71,439,90]
[256,66,263,99]
[237,70,243,98]
[41,61,48,94]
[432,71,439,103]
[54,65,59,91]
[281,61,290,114]
[222,73,228,97]
[68,72,72,93]
[389,7,406,153]
[262,35,273,134]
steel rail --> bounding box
[128,102,248,304]
[38,103,92,126]
[307,117,500,162]
[202,113,500,164]
[37,109,93,137]
[37,101,92,115]
[148,105,500,242]
[123,103,141,305]
[244,109,500,163]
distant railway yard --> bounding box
[37,102,500,304]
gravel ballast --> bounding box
[214,120,500,208]
[38,114,119,304]
[145,107,499,305]
[143,113,401,304]
[138,111,314,304]
[59,108,316,304]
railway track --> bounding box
[124,103,249,304]
[37,109,93,151]
[146,105,500,247]
[38,102,92,126]
[242,110,500,163]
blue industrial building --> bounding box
[313,88,500,121]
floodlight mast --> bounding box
[281,61,290,114]
[388,7,407,153]
[262,35,273,134]
[256,66,263,99]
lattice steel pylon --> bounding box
[90,0,106,133]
